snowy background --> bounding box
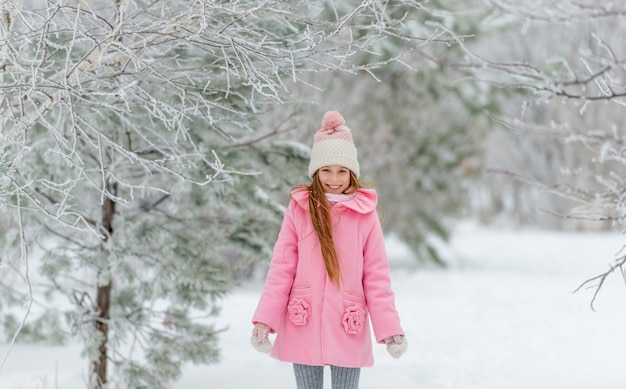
[3,2,626,389]
[2,220,625,389]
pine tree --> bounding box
[0,0,443,386]
[257,0,514,265]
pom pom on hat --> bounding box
[321,111,346,132]
[308,111,360,178]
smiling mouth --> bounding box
[327,185,342,190]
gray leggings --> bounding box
[293,363,361,389]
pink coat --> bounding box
[252,188,404,367]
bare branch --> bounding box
[573,255,626,311]
[0,190,32,374]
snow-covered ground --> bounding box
[2,220,626,389]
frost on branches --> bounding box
[453,1,626,307]
[0,0,445,387]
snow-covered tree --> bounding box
[444,1,626,304]
[0,0,448,387]
[254,0,515,266]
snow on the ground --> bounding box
[1,220,626,389]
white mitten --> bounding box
[251,323,273,354]
[385,335,407,359]
[251,335,273,354]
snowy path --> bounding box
[175,222,626,389]
[2,222,626,388]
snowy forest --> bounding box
[1,0,626,388]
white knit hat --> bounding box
[308,111,360,178]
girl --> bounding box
[251,111,406,389]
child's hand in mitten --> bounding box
[384,335,407,359]
[251,323,272,354]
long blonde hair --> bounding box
[294,170,361,287]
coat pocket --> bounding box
[287,287,311,326]
[342,292,367,335]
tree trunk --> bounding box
[93,281,112,388]
[92,181,117,388]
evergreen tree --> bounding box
[258,0,514,265]
[0,0,441,386]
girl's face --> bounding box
[317,165,351,194]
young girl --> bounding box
[251,111,406,389]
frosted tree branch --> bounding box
[457,1,626,307]
[488,0,626,22]
[573,254,626,311]
[1,1,449,386]
[0,191,32,374]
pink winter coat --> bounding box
[252,188,404,368]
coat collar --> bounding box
[290,188,378,214]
